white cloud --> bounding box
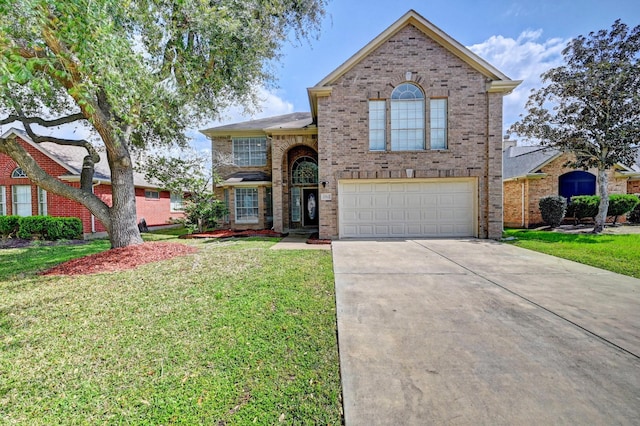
[468,30,568,131]
[187,87,295,153]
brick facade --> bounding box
[0,136,182,237]
[317,25,505,239]
[503,153,629,228]
[206,12,516,240]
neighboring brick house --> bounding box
[0,128,185,237]
[503,144,640,228]
[202,10,520,239]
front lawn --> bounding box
[503,229,640,279]
[0,237,342,424]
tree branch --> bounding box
[0,113,86,127]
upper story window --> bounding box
[11,167,27,178]
[233,137,267,167]
[369,100,386,151]
[390,83,425,151]
[430,98,448,150]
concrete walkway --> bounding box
[332,239,640,425]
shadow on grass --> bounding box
[505,229,616,245]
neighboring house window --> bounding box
[291,157,318,185]
[11,167,27,178]
[390,83,425,151]
[369,100,386,150]
[430,98,448,150]
[170,192,184,211]
[559,171,596,201]
[145,190,160,199]
[38,187,47,215]
[233,137,267,166]
[0,186,6,215]
[12,185,32,216]
[235,187,259,224]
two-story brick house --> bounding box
[202,10,520,240]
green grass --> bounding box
[0,237,342,424]
[504,229,640,279]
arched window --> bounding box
[559,171,596,201]
[390,83,425,150]
[11,167,27,178]
[291,157,318,185]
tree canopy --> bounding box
[0,0,327,247]
[509,19,640,232]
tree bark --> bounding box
[593,168,609,233]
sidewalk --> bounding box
[270,234,331,250]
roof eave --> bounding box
[503,173,548,182]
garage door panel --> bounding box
[339,179,475,238]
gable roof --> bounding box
[503,144,640,180]
[1,128,159,188]
[200,112,314,137]
[307,9,522,121]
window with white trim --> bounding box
[0,186,6,215]
[233,137,267,166]
[11,167,27,178]
[235,187,259,224]
[390,83,425,151]
[170,192,184,211]
[369,100,386,150]
[145,190,160,199]
[38,187,47,215]
[430,98,448,150]
[12,185,32,216]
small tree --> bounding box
[141,153,226,233]
[539,195,567,228]
[510,20,640,233]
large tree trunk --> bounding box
[593,168,609,234]
[105,140,144,248]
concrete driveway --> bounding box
[332,239,640,425]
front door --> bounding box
[303,188,318,226]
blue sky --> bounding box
[190,0,640,151]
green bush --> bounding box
[0,215,20,239]
[538,195,567,227]
[567,195,600,223]
[626,193,640,223]
[608,194,640,224]
[16,216,83,240]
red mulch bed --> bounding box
[41,242,199,276]
[182,229,285,239]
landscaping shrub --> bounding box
[0,215,20,239]
[567,195,600,223]
[538,195,567,227]
[628,197,640,224]
[608,194,640,224]
[17,216,83,240]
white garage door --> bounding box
[339,179,476,238]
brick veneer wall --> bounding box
[0,136,181,236]
[628,179,640,194]
[317,24,505,239]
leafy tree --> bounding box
[141,153,226,233]
[0,0,327,248]
[510,20,640,233]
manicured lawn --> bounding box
[504,229,640,279]
[0,236,342,424]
